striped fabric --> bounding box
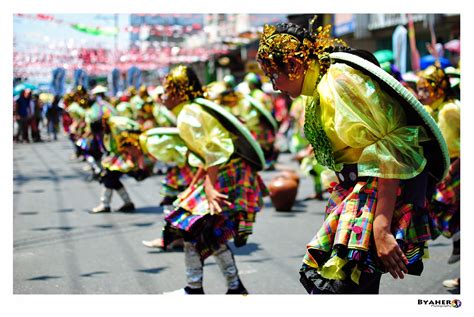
[165,157,268,259]
[251,123,276,152]
[303,177,439,276]
[430,158,460,238]
[251,123,277,167]
[101,153,135,173]
[161,164,196,197]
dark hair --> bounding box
[274,22,312,42]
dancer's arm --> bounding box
[373,178,409,279]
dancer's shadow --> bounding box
[272,208,306,217]
[57,208,74,213]
[231,242,262,255]
[125,206,164,215]
[130,222,155,228]
[447,286,460,294]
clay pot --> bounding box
[268,174,298,211]
[279,169,300,185]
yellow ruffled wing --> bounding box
[318,63,428,179]
[177,103,234,168]
[140,133,188,167]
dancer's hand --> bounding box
[374,226,408,279]
[373,177,408,279]
[204,176,230,215]
[204,165,230,215]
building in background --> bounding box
[332,14,460,71]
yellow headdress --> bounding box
[417,65,450,102]
[164,65,203,102]
[258,21,347,172]
[106,117,142,152]
[62,93,74,106]
[116,130,141,152]
[257,23,347,80]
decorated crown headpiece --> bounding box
[116,130,141,151]
[417,65,450,101]
[217,90,242,107]
[164,65,203,102]
[257,22,347,80]
[107,117,142,152]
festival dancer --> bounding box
[90,115,154,213]
[207,78,279,170]
[416,65,461,290]
[257,22,449,294]
[160,65,268,294]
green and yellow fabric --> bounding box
[116,101,134,119]
[152,103,177,127]
[140,127,188,167]
[303,52,449,182]
[186,98,265,171]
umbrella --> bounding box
[13,83,37,96]
[444,39,460,54]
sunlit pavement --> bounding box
[13,132,460,294]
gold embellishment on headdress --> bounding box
[417,65,449,101]
[164,65,202,102]
[257,24,347,80]
[116,130,141,151]
[217,90,242,107]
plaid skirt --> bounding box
[165,157,268,259]
[101,153,135,173]
[430,158,460,238]
[161,164,196,197]
[301,177,439,286]
[252,124,276,153]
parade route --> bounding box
[13,133,460,294]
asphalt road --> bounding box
[13,133,460,294]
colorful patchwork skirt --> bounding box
[300,177,439,292]
[430,158,460,238]
[164,157,268,259]
[101,153,135,173]
[161,164,196,198]
[251,124,277,167]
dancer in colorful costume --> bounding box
[90,115,155,213]
[417,64,461,289]
[207,77,279,170]
[257,22,449,294]
[161,65,268,294]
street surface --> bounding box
[13,134,460,294]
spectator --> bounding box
[46,95,62,141]
[14,89,32,143]
[31,93,44,142]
